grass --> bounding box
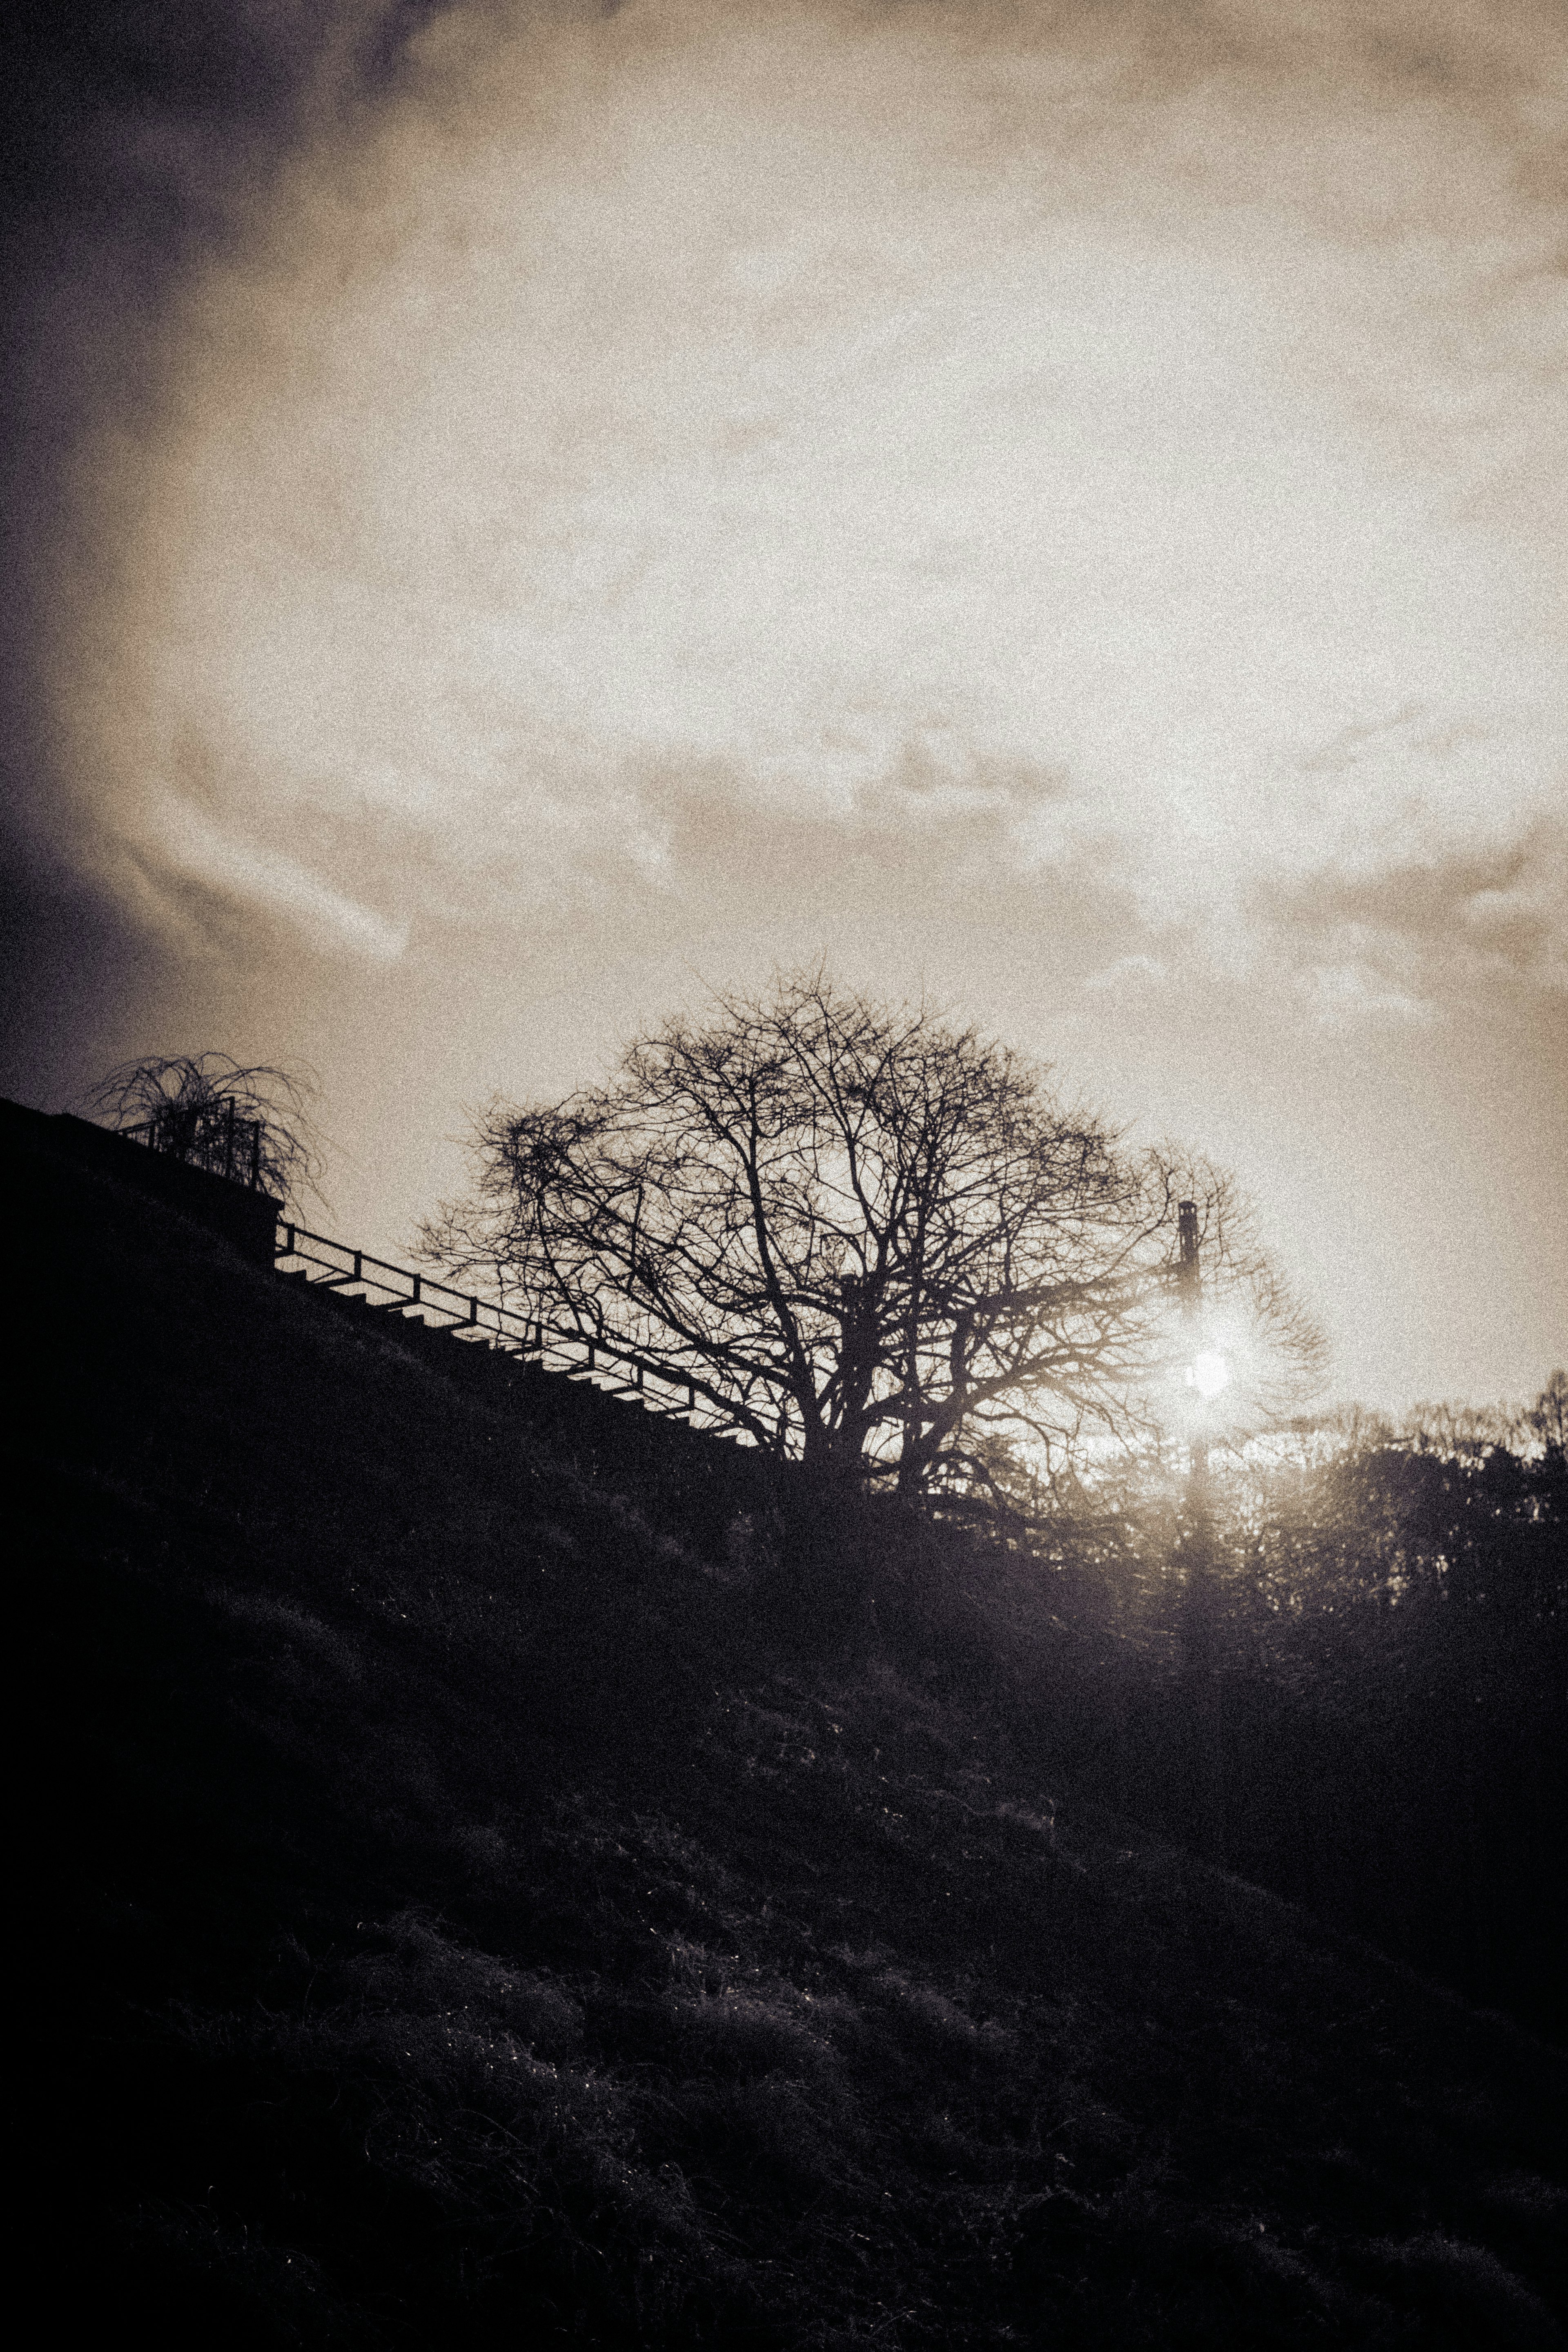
[16,1125,1568,2347]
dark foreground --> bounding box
[18,1130,1567,2348]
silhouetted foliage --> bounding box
[951,1385,1568,2037]
[424,971,1323,1499]
[1526,1365,1567,1456]
[85,1052,326,1209]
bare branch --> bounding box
[418,972,1325,1490]
[81,1053,328,1212]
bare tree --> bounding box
[422,972,1323,1497]
[85,1054,326,1211]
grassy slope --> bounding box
[19,1137,1568,2350]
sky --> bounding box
[2,0,1564,1413]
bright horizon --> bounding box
[3,0,1564,1416]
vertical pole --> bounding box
[1177,1198,1225,1864]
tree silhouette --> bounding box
[1527,1367,1568,1457]
[423,972,1322,1495]
[85,1054,325,1211]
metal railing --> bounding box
[274,1221,715,1429]
[124,1110,267,1190]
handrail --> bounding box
[121,1111,267,1191]
[274,1221,712,1430]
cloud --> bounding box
[1267,813,1568,1019]
[149,792,410,962]
[4,0,1565,996]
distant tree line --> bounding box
[915,1382,1567,2040]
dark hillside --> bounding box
[15,1122,1568,2348]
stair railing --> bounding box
[274,1223,710,1429]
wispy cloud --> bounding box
[1267,815,1567,1020]
[149,793,410,963]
